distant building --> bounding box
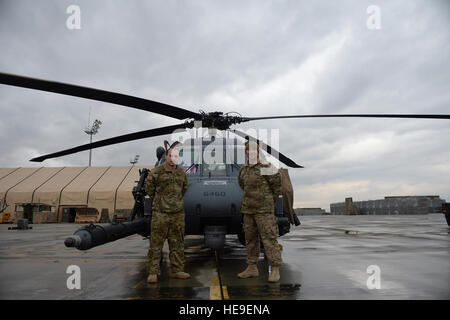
[330,196,445,215]
[294,208,328,216]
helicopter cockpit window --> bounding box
[203,148,227,176]
[226,144,245,173]
[203,163,227,176]
[178,143,245,176]
[179,147,201,176]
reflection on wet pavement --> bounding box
[0,214,448,299]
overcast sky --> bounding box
[0,0,449,210]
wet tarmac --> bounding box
[0,214,449,300]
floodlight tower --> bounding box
[84,119,102,166]
[130,154,140,166]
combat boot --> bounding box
[147,274,157,283]
[237,264,259,278]
[170,271,191,279]
[268,266,280,283]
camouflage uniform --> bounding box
[238,162,282,267]
[145,162,188,275]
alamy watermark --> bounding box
[366,5,381,30]
[66,265,81,289]
[66,5,81,30]
[366,265,381,289]
[169,126,281,175]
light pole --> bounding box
[130,154,140,166]
[84,119,102,166]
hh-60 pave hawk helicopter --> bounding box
[1,72,449,251]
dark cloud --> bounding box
[0,0,449,209]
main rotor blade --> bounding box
[242,114,450,121]
[30,123,188,162]
[0,72,199,120]
[229,129,303,168]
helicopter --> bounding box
[0,72,449,250]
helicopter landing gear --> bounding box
[204,226,226,250]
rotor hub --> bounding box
[194,111,244,130]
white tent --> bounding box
[0,165,154,222]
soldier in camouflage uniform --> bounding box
[145,144,190,283]
[237,140,283,282]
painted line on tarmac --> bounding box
[300,225,446,240]
[210,265,229,300]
